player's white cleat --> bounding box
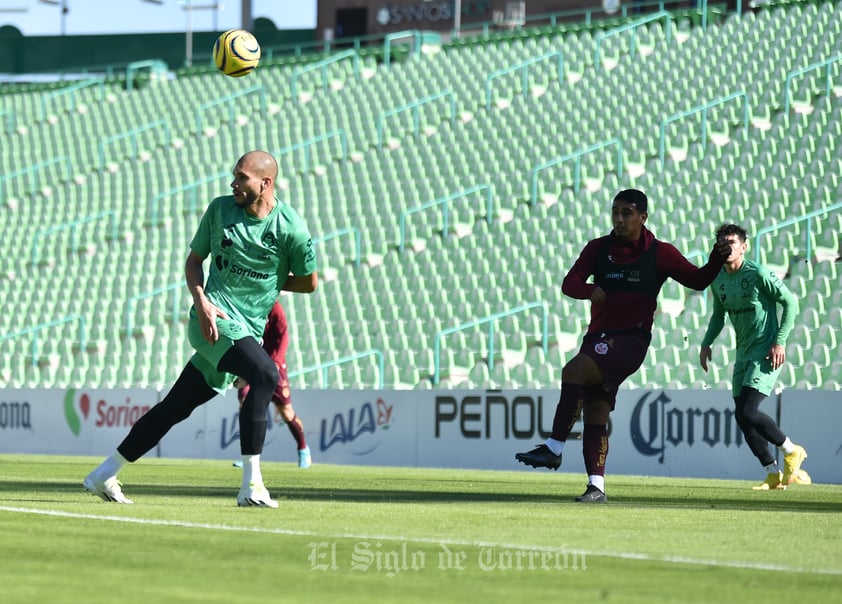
[237,483,279,508]
[83,473,134,504]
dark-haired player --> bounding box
[699,223,806,491]
[516,189,731,503]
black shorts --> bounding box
[579,331,651,409]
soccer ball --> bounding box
[213,29,261,77]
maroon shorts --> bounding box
[578,331,651,409]
[237,361,291,406]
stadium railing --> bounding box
[593,11,673,73]
[0,315,87,366]
[290,49,361,100]
[754,201,842,263]
[97,119,171,169]
[397,184,494,252]
[30,210,120,266]
[432,302,549,386]
[194,85,266,133]
[530,138,624,203]
[0,155,73,202]
[484,50,564,110]
[39,77,106,119]
[783,54,842,113]
[147,171,229,226]
[274,129,349,174]
[124,281,187,338]
[313,227,362,268]
[289,349,385,389]
[376,90,457,150]
[658,91,750,168]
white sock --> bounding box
[778,437,795,455]
[763,462,779,474]
[94,450,130,480]
[544,438,564,456]
[241,454,262,489]
[588,475,605,492]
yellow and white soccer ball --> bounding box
[213,29,261,77]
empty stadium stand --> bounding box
[1,1,840,392]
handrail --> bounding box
[485,50,564,110]
[40,77,106,119]
[530,138,623,204]
[593,10,673,72]
[263,31,385,59]
[433,302,549,385]
[125,59,168,92]
[313,227,362,267]
[147,170,229,226]
[0,315,87,366]
[377,90,457,150]
[383,30,422,69]
[398,184,494,252]
[658,91,749,168]
[98,120,171,169]
[754,202,842,264]
[783,55,842,114]
[31,210,119,265]
[195,85,266,133]
[289,349,384,389]
[274,130,348,174]
[124,281,187,337]
[290,48,360,99]
[0,155,73,202]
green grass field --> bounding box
[1,454,840,603]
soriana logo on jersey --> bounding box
[63,389,153,436]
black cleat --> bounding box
[574,484,607,504]
[515,444,562,470]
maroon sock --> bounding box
[582,424,609,476]
[286,414,307,450]
[550,383,585,441]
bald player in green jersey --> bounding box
[84,150,318,507]
[699,223,807,491]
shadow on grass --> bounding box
[0,479,838,513]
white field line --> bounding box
[2,505,841,576]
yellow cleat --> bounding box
[793,468,812,485]
[752,471,786,491]
[782,445,808,485]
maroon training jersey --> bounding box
[562,226,723,335]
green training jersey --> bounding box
[190,195,317,339]
[701,259,798,361]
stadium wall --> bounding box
[1,388,839,484]
[0,27,313,74]
[317,0,631,38]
